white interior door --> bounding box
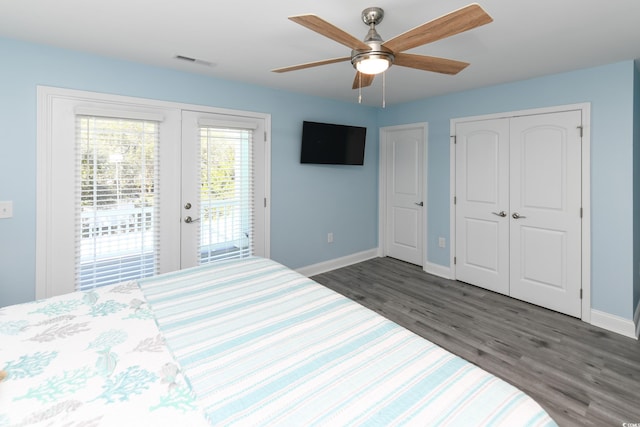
[509,111,582,317]
[383,125,425,265]
[455,119,510,295]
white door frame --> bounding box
[449,103,591,322]
[378,123,428,269]
[36,86,271,298]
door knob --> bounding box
[512,212,527,219]
[492,211,507,217]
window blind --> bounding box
[75,115,160,291]
[197,125,254,264]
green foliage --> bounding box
[199,129,243,221]
[78,117,156,208]
[78,118,244,215]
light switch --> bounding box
[0,201,13,219]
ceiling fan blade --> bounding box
[289,14,370,50]
[383,3,492,53]
[394,53,469,75]
[272,56,351,73]
[352,72,375,89]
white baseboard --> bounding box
[424,261,452,279]
[635,300,640,339]
[590,309,638,339]
[296,249,379,278]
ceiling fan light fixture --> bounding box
[355,55,390,75]
[352,50,394,75]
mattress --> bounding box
[1,257,556,426]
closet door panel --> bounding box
[455,119,510,295]
[509,111,582,317]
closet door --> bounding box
[454,119,510,295]
[454,110,582,318]
[509,111,582,317]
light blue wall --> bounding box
[0,37,379,307]
[1,35,636,322]
[378,60,636,319]
[634,60,640,317]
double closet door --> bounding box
[454,110,582,317]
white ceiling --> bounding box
[2,1,640,106]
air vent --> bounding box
[175,55,196,62]
[174,55,214,67]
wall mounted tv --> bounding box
[300,121,367,165]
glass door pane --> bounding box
[76,116,159,290]
[198,126,253,263]
[180,111,264,268]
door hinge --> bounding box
[580,289,583,299]
[580,207,583,218]
[264,131,267,142]
[264,198,267,208]
[452,135,457,144]
[454,256,457,265]
[454,196,457,205]
[577,125,583,138]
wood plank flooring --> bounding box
[312,257,640,427]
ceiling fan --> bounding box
[272,3,493,90]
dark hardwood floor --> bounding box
[312,257,640,427]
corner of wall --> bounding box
[635,300,640,339]
[634,60,640,324]
[423,261,452,280]
[591,309,638,340]
[295,249,379,278]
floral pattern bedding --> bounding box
[0,281,210,426]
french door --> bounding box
[37,87,269,298]
[180,111,267,268]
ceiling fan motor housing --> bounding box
[352,8,394,74]
[361,7,384,26]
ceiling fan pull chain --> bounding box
[382,71,386,108]
[358,73,362,104]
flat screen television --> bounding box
[300,121,367,165]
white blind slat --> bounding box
[197,125,254,264]
[197,117,259,130]
[75,107,164,122]
[75,115,160,291]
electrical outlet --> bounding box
[327,232,334,243]
[438,237,446,248]
[0,201,12,219]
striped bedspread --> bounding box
[140,257,556,427]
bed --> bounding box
[1,257,556,426]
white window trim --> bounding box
[36,86,271,299]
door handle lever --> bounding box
[184,216,201,224]
[414,202,424,207]
[491,211,507,217]
[512,212,526,219]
